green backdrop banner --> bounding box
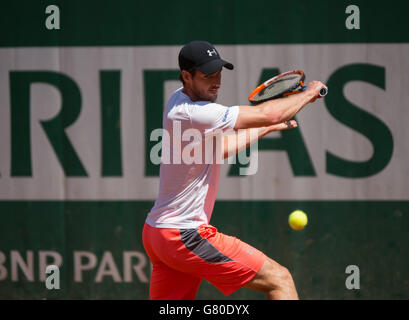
[1,201,408,299]
[1,0,409,46]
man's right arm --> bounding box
[234,81,326,130]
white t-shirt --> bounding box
[146,88,239,229]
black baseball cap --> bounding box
[178,40,234,74]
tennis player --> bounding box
[143,40,325,300]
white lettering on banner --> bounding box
[0,252,7,280]
[123,251,148,283]
[11,251,34,281]
[95,251,122,283]
[0,45,408,200]
[74,251,97,282]
[0,250,149,284]
[73,250,148,283]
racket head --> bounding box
[248,70,305,104]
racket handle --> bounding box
[301,86,328,97]
[319,87,328,97]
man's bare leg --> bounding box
[244,257,299,300]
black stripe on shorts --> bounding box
[179,229,233,263]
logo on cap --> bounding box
[207,49,217,57]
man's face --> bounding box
[185,69,222,102]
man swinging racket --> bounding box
[143,40,326,300]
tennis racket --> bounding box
[248,70,328,105]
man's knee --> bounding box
[275,266,293,283]
[245,258,295,293]
[244,258,298,299]
[264,260,294,289]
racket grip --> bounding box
[301,85,328,97]
[319,87,328,97]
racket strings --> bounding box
[252,73,303,102]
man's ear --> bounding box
[182,70,192,83]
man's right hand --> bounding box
[304,81,327,103]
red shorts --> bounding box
[142,223,266,300]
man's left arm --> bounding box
[222,120,297,159]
